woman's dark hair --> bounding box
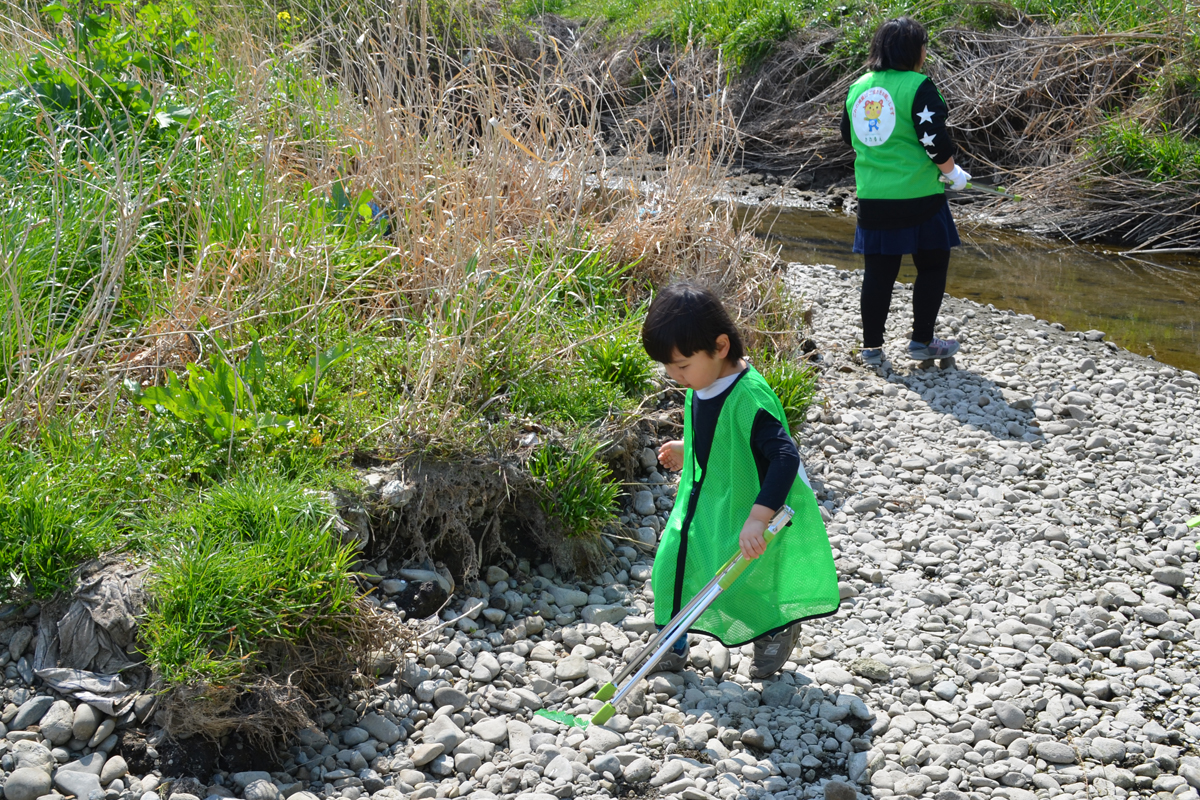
[641,282,745,364]
[867,16,928,72]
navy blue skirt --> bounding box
[853,202,961,255]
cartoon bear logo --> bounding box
[852,88,896,146]
[863,99,883,132]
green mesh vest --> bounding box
[845,69,945,200]
[651,367,840,645]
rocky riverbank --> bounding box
[3,262,1199,800]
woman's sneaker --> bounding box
[750,624,800,679]
[907,337,959,361]
[860,348,883,366]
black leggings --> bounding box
[860,250,950,348]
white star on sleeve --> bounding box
[920,131,937,147]
[916,106,935,125]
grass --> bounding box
[1090,119,1200,182]
[140,474,361,686]
[0,0,817,705]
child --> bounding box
[840,16,965,367]
[640,282,840,679]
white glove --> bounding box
[942,164,970,191]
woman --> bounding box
[840,16,967,366]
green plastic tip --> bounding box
[591,702,616,727]
[593,682,616,702]
[1186,514,1200,528]
[533,709,590,729]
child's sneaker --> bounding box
[860,348,883,366]
[750,624,799,679]
[907,337,959,361]
[652,632,690,672]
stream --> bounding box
[749,205,1200,374]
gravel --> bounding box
[2,261,1199,800]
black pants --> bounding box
[860,250,950,348]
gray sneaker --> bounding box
[750,624,799,680]
[860,348,883,366]
[907,337,959,360]
[652,643,690,672]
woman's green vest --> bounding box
[845,69,945,200]
[650,367,840,646]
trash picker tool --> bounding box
[534,505,795,729]
[941,176,1023,201]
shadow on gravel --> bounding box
[649,663,878,788]
[887,366,1045,443]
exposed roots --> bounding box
[155,596,398,747]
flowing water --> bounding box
[749,206,1200,374]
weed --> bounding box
[125,342,353,442]
[528,436,621,539]
[757,358,818,430]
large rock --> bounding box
[1035,741,1077,764]
[554,655,589,681]
[623,757,654,784]
[548,586,588,608]
[54,770,102,799]
[581,604,627,626]
[244,780,282,800]
[11,695,55,731]
[473,717,508,744]
[359,713,401,745]
[100,755,130,785]
[4,769,54,800]
[13,740,56,772]
[72,704,103,742]
[411,742,444,766]
[434,687,470,713]
[231,772,273,788]
[57,752,107,776]
[1090,738,1126,764]
[422,716,466,752]
[39,700,75,745]
[993,701,1026,729]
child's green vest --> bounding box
[651,367,840,645]
[845,69,945,200]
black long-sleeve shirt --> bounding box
[840,75,959,230]
[691,372,799,510]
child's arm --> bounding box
[739,503,775,559]
[740,410,803,559]
[658,440,684,472]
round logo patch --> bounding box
[851,87,897,147]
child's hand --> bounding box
[658,440,684,472]
[739,504,776,560]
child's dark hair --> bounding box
[641,282,745,364]
[867,16,928,72]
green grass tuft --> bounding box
[140,474,360,685]
[529,436,622,539]
[1090,119,1200,181]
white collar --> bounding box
[695,368,746,400]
